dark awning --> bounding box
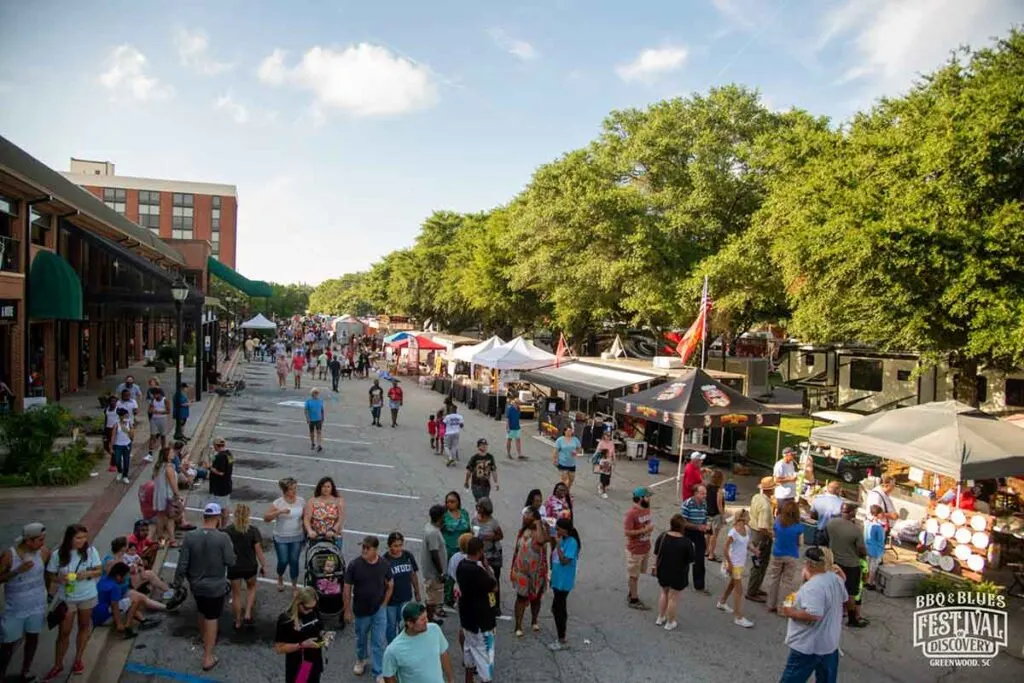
[29,251,83,320]
[69,222,176,285]
[521,362,663,400]
[207,257,273,297]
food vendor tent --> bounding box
[613,367,782,429]
[809,400,1024,481]
[391,335,445,350]
[522,361,662,400]
[332,315,365,338]
[240,313,277,330]
[384,331,414,344]
[473,336,556,371]
[450,335,505,363]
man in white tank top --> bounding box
[0,522,50,679]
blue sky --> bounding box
[1,0,1020,285]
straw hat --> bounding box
[759,476,775,490]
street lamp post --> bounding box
[171,278,190,441]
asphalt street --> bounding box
[121,361,1023,683]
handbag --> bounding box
[46,600,68,630]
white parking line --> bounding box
[232,473,420,500]
[182,508,422,543]
[648,474,680,489]
[163,561,281,587]
[230,447,395,469]
[216,426,372,446]
[220,413,359,429]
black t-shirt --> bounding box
[226,525,262,573]
[654,533,695,586]
[466,453,496,490]
[368,387,384,407]
[209,450,234,496]
[274,611,323,683]
[456,558,497,633]
[328,359,341,374]
[344,556,392,617]
[387,550,419,605]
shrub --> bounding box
[0,404,69,476]
[34,441,96,486]
[155,343,177,366]
[153,361,167,373]
[916,572,1002,596]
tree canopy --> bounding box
[304,29,1024,396]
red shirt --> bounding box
[681,461,703,501]
[127,532,157,555]
[388,386,403,403]
[624,505,652,555]
[427,418,437,435]
[292,355,305,370]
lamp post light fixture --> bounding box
[170,278,189,440]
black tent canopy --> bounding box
[613,368,782,429]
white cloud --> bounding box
[98,45,173,102]
[175,28,233,76]
[615,46,688,83]
[256,43,439,118]
[487,28,539,61]
[214,92,249,124]
[818,0,1020,96]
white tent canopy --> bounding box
[332,315,365,338]
[240,313,277,330]
[450,335,506,363]
[472,336,557,371]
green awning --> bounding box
[29,250,83,320]
[207,257,273,298]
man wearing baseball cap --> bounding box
[208,437,233,525]
[623,487,654,609]
[382,602,455,683]
[464,438,499,503]
[745,476,776,602]
[174,503,236,673]
[0,523,50,680]
[774,447,799,503]
[681,452,706,501]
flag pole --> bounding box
[699,276,709,370]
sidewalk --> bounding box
[0,351,239,682]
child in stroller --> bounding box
[316,557,342,595]
[305,540,345,627]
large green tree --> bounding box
[763,31,1024,403]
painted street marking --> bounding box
[182,508,421,542]
[220,412,358,428]
[648,474,680,489]
[229,447,394,469]
[277,400,307,407]
[163,561,281,588]
[216,425,372,445]
[232,473,420,500]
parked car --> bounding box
[805,410,882,483]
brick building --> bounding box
[61,158,238,268]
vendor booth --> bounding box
[388,334,444,375]
[331,314,365,340]
[809,401,1024,586]
[613,368,782,486]
[240,313,277,331]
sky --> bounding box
[1,0,1021,286]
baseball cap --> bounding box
[690,452,706,460]
[213,437,226,447]
[477,438,488,446]
[401,601,426,622]
[632,486,652,498]
[782,447,796,456]
[21,522,46,540]
[203,502,222,517]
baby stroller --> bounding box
[305,539,346,628]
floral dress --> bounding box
[510,529,548,601]
[308,499,340,538]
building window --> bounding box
[103,188,126,214]
[0,194,16,217]
[138,190,161,232]
[896,369,912,382]
[1006,378,1024,407]
[849,358,883,392]
[171,193,194,239]
[29,209,50,246]
[803,353,815,368]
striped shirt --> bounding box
[681,497,708,527]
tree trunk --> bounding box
[950,355,980,407]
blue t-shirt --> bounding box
[387,551,419,605]
[505,405,521,431]
[174,391,189,420]
[550,537,579,592]
[810,493,844,530]
[382,623,449,682]
[92,576,127,626]
[554,436,581,468]
[773,519,803,558]
[305,398,324,422]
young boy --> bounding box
[864,504,886,589]
[427,413,438,451]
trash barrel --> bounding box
[647,456,660,475]
[724,483,738,502]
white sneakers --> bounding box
[142,453,154,462]
[734,617,754,628]
[655,616,665,626]
[122,476,131,485]
[716,601,734,613]
[353,659,368,675]
[663,621,678,631]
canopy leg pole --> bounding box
[955,484,961,509]
[775,423,782,462]
[676,432,685,504]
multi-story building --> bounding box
[61,158,238,267]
